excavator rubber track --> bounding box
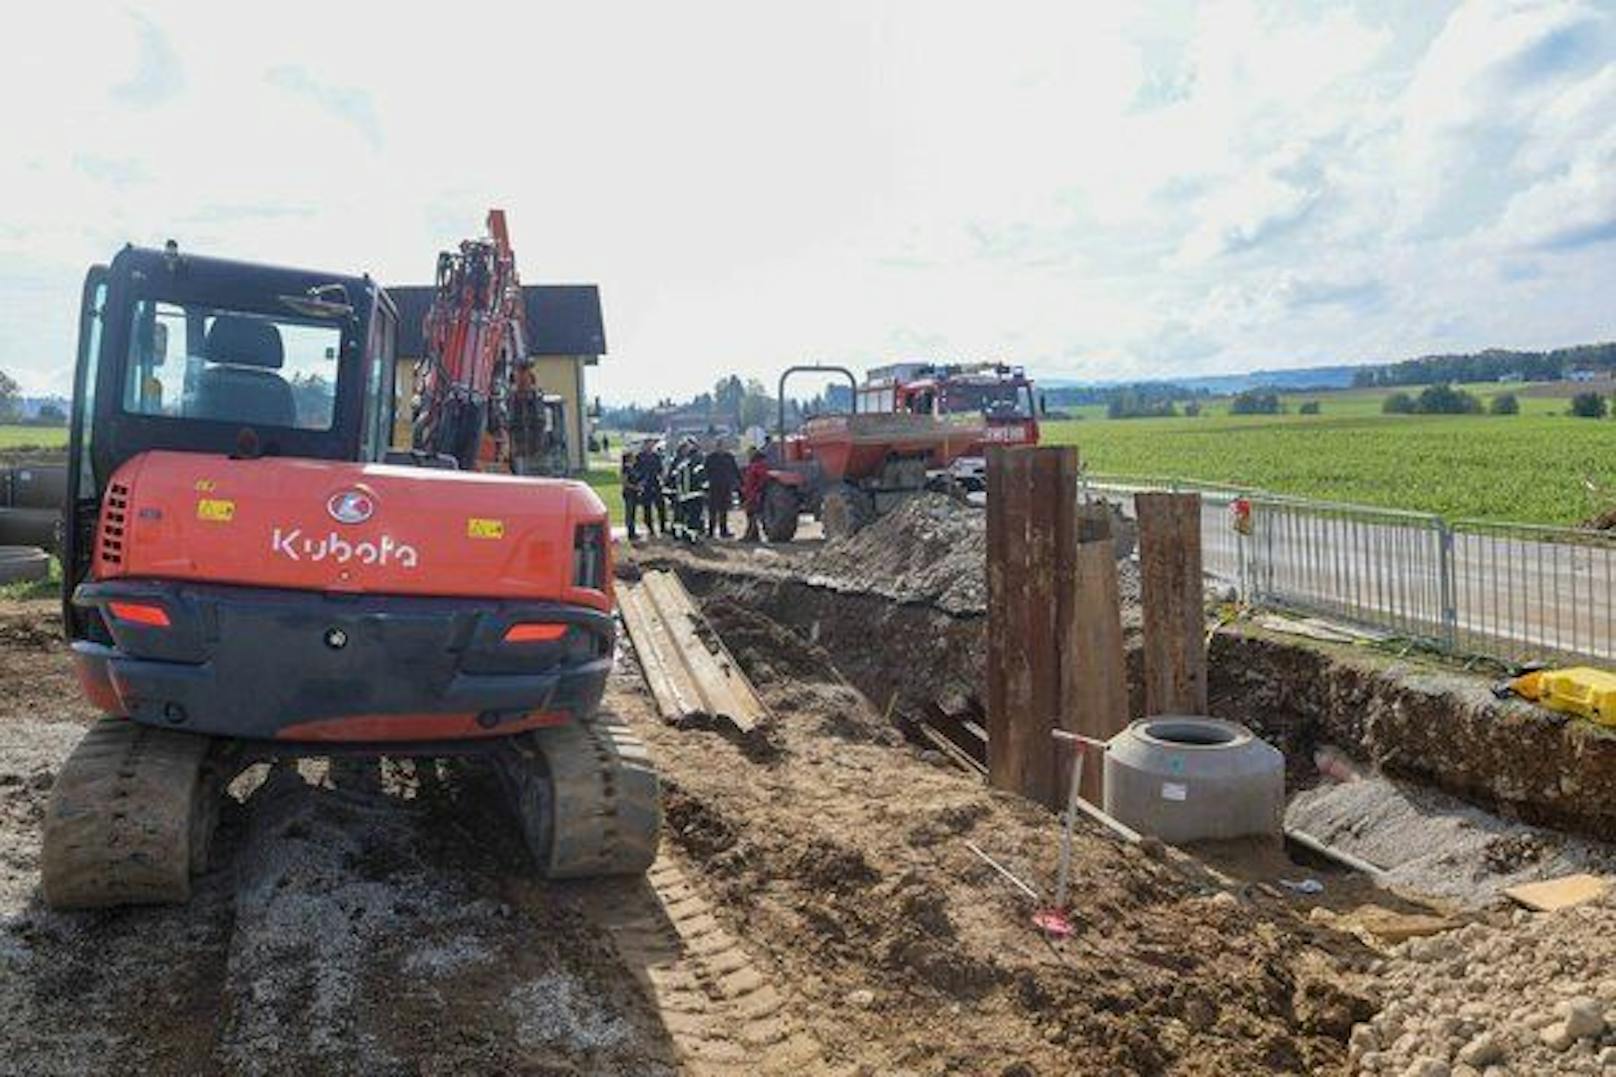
[41,718,219,909]
[497,717,660,879]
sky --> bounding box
[2,0,1615,404]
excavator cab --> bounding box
[65,245,398,636]
[46,243,657,910]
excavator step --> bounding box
[497,718,660,879]
[41,718,218,909]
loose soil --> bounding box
[8,487,1616,1074]
[0,602,680,1075]
[619,607,1377,1075]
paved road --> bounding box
[1180,496,1616,663]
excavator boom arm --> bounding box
[412,209,538,471]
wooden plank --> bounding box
[1048,448,1080,804]
[1006,449,1045,804]
[914,718,989,779]
[638,571,761,731]
[1504,873,1609,912]
[1136,492,1208,716]
[618,570,770,732]
[639,570,769,733]
[617,580,704,720]
[1062,535,1128,804]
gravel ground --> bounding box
[1357,897,1616,1075]
[1288,774,1616,910]
[0,601,679,1075]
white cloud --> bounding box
[0,0,1613,400]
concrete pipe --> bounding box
[6,463,68,510]
[1102,716,1284,844]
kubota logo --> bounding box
[327,490,375,525]
[271,528,419,568]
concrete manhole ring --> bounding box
[1103,715,1284,843]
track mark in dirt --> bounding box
[217,761,677,1077]
[585,853,830,1075]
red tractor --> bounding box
[757,365,983,541]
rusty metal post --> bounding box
[1061,504,1127,803]
[987,445,1078,808]
[1137,492,1208,715]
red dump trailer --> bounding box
[757,365,982,541]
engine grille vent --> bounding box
[100,482,130,565]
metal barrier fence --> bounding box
[1079,474,1616,667]
[1450,520,1616,665]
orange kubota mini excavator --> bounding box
[43,217,658,908]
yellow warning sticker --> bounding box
[467,517,505,540]
[196,498,235,522]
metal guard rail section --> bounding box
[1079,474,1616,666]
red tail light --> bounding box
[573,523,606,590]
[107,601,170,628]
[504,622,567,643]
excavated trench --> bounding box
[664,556,1616,902]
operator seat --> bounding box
[195,316,297,427]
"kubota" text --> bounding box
[270,528,420,568]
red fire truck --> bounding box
[855,362,1039,490]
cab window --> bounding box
[359,305,397,459]
[122,300,343,430]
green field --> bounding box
[1045,382,1616,525]
[14,387,1614,526]
[0,424,67,452]
[584,467,626,526]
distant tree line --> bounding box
[1380,383,1614,419]
[1228,390,1283,415]
[1105,386,1182,419]
[1353,343,1616,388]
[0,370,66,426]
[1382,384,1483,415]
[1046,382,1209,409]
[599,375,829,435]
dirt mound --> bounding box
[1583,506,1616,530]
[806,493,989,613]
[0,605,96,731]
[798,493,1142,625]
[699,588,902,747]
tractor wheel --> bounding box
[761,481,800,543]
[820,483,874,539]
